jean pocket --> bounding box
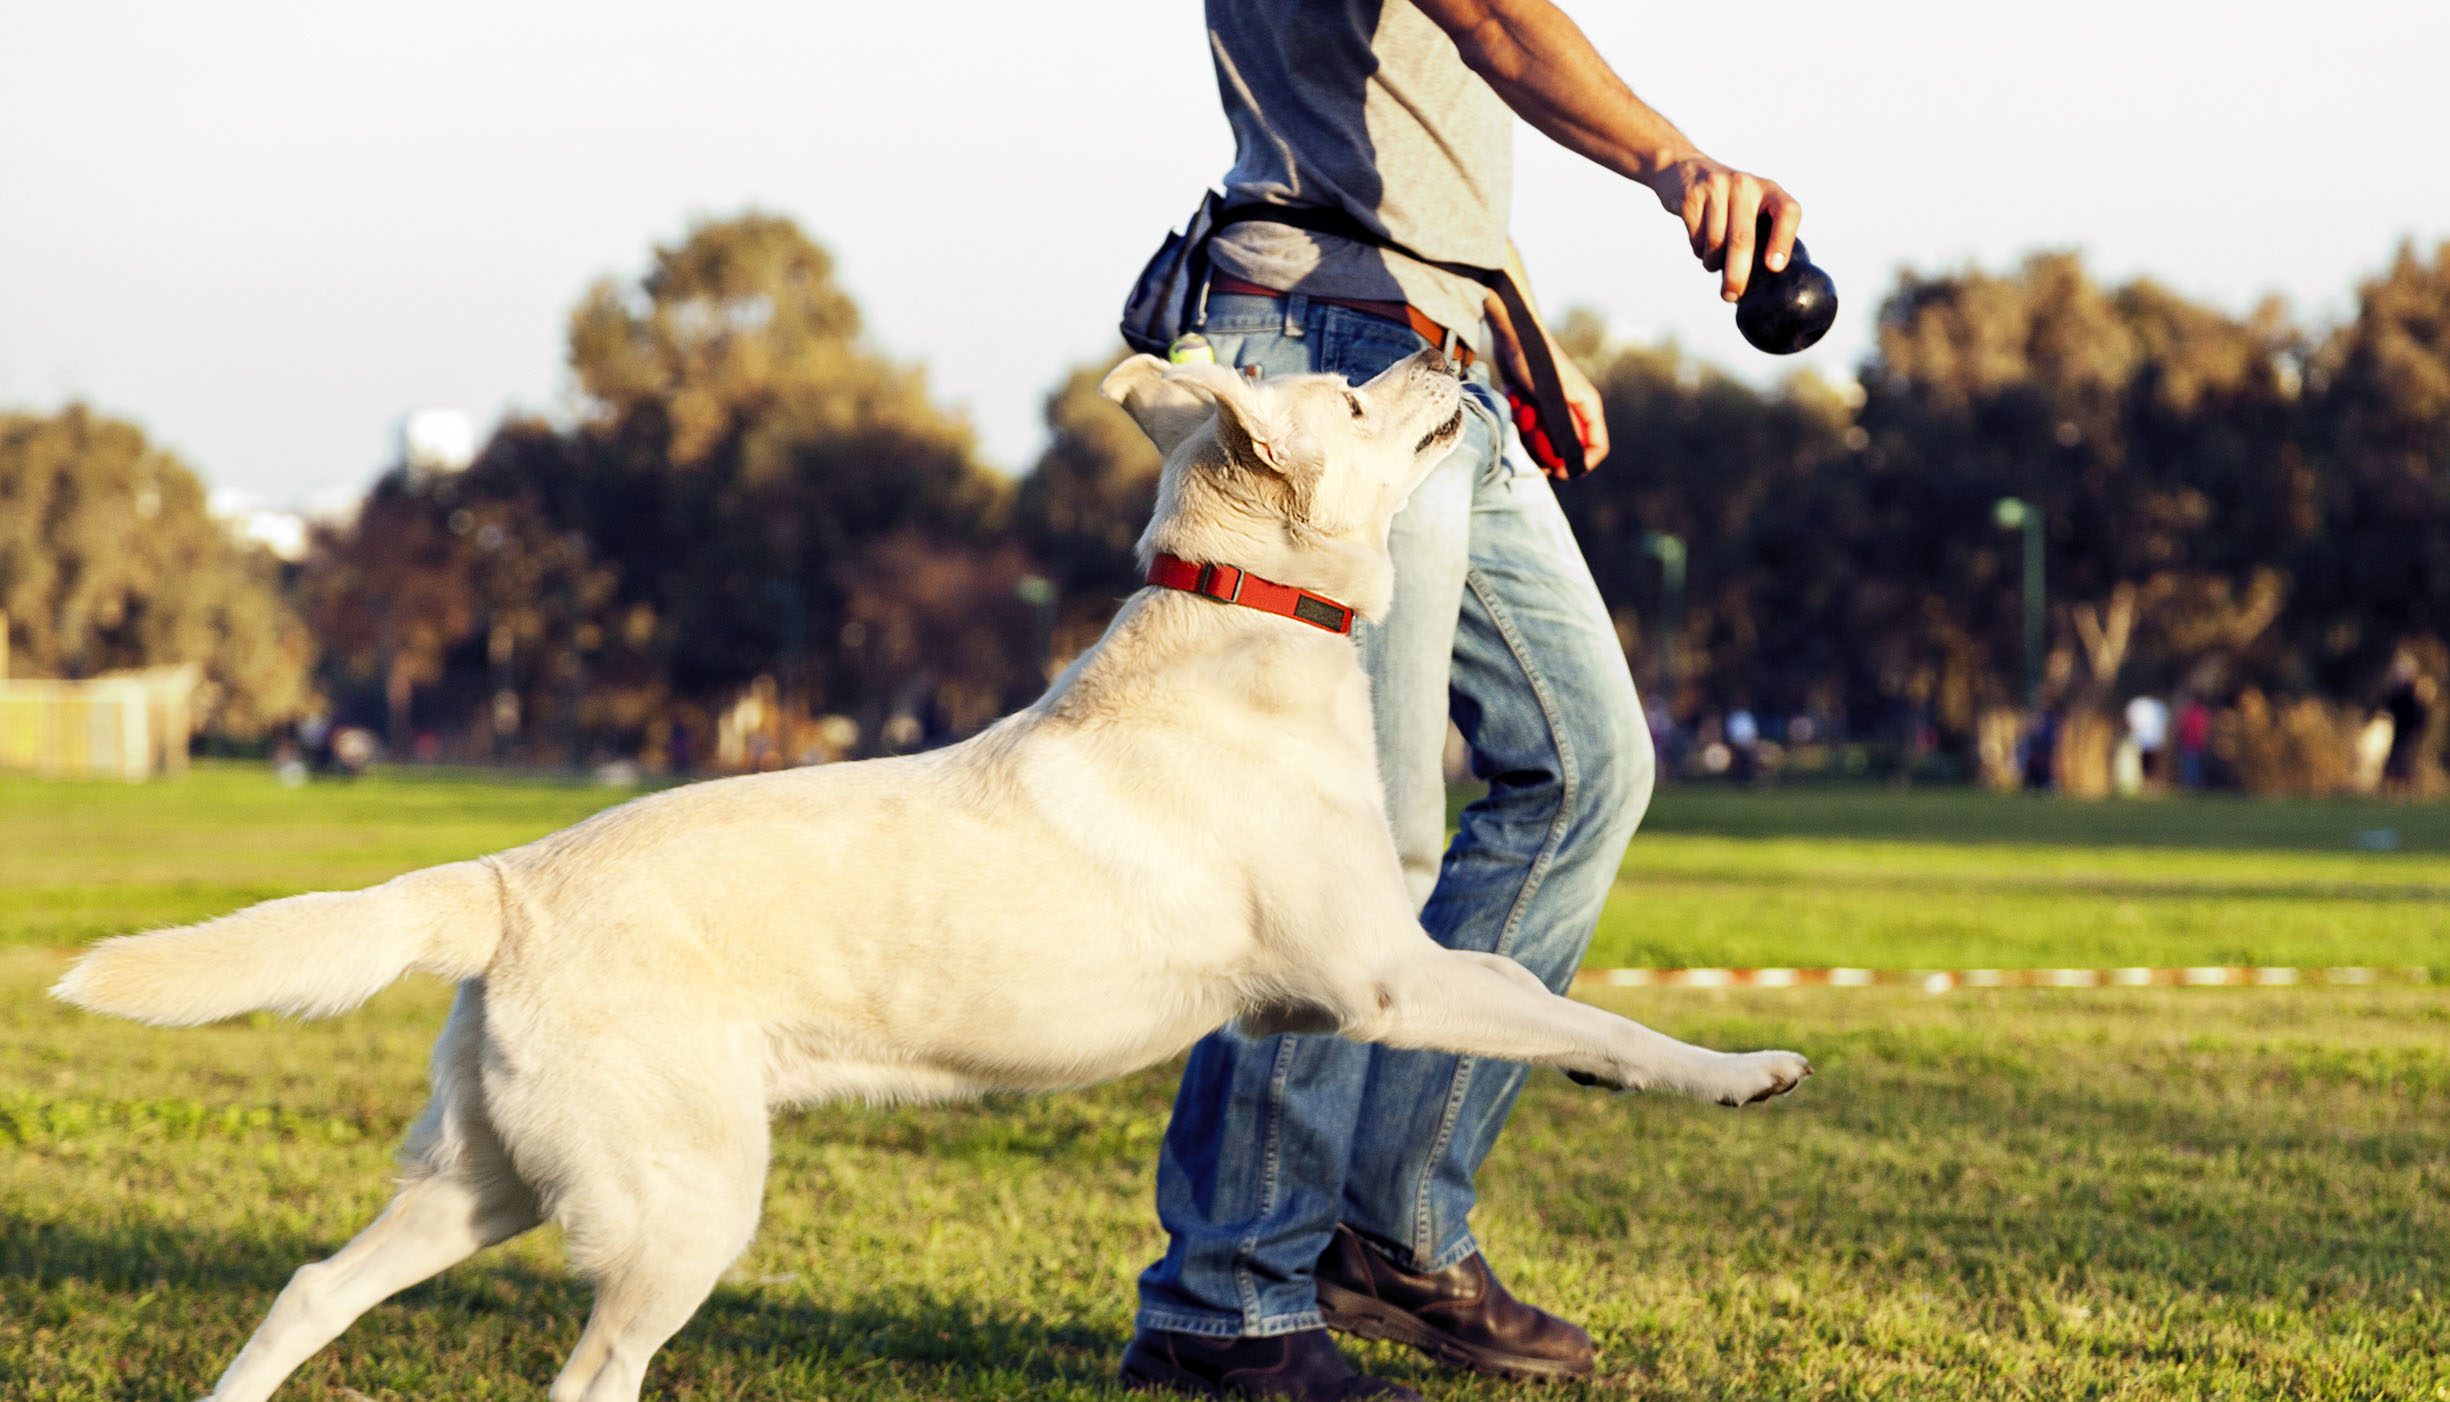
[1463,387,1527,488]
[1322,314,1436,384]
[1196,293,1288,336]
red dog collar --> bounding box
[1146,552,1356,635]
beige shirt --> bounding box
[1204,0,1512,348]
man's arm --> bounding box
[1412,0,1801,302]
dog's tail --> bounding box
[50,860,505,1027]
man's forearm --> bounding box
[1417,0,1803,298]
[1416,0,1699,187]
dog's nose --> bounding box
[1417,344,1451,377]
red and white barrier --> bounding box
[1574,965,2434,994]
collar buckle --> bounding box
[1195,562,1246,604]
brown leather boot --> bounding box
[1314,1224,1596,1381]
[1120,1326,1425,1400]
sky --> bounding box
[3,1,2446,518]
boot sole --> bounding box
[1120,1336,1421,1400]
[1316,1279,1593,1382]
[1118,1339,1230,1397]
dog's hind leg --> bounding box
[205,986,539,1402]
[204,1161,540,1402]
[536,1048,770,1402]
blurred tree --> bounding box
[299,422,626,760]
[2300,240,2450,687]
[285,218,2446,790]
[303,214,1015,761]
[1556,317,1852,725]
[299,465,479,749]
[1849,254,2303,787]
[0,405,312,738]
[563,213,1007,718]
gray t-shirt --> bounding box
[1205,0,1511,349]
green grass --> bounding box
[4,766,2447,1399]
[1590,788,2450,976]
[1,766,629,949]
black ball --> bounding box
[1735,235,1838,356]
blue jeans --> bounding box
[1136,291,1656,1338]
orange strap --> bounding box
[1146,552,1356,635]
[1207,275,1477,371]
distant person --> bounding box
[271,736,309,788]
[2124,694,2169,785]
[298,712,349,776]
[2382,658,2434,795]
[2175,697,2213,789]
[2021,710,2059,792]
[329,726,376,779]
[1644,694,1683,775]
[668,720,694,775]
[1727,706,1762,783]
[2111,731,2144,797]
[2353,711,2396,795]
[1902,703,1939,785]
[1121,0,1809,1395]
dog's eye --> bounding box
[1343,392,1365,419]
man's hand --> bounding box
[1486,240,1609,477]
[1550,347,1609,476]
[1487,309,1610,477]
[1646,156,1802,303]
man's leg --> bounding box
[1338,378,1655,1272]
[1134,299,1480,1342]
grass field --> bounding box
[5,766,2447,1400]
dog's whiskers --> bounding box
[1414,407,1463,454]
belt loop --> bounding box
[1441,326,1458,361]
[1193,267,1213,330]
[1282,291,1309,338]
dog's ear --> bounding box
[1101,355,1289,473]
[1101,355,1210,457]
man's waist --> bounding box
[1206,214,1493,351]
[1207,274,1480,371]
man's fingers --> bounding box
[1698,178,1730,273]
[1721,181,1764,301]
[1762,191,1804,274]
[1670,162,1805,297]
[1578,404,1610,471]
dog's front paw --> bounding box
[1692,1049,1812,1106]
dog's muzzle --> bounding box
[1415,405,1465,454]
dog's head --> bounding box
[1101,347,1467,619]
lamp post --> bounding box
[1015,574,1058,681]
[1639,531,1686,698]
[763,580,807,691]
[1992,497,2044,712]
[763,580,808,760]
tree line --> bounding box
[2,214,2443,791]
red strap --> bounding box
[1146,552,1356,635]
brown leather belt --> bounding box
[1208,274,1478,371]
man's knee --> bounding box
[1573,686,1655,848]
